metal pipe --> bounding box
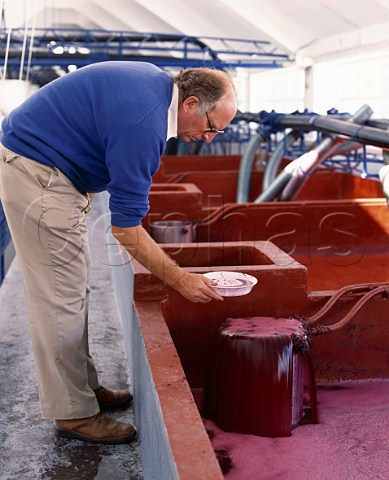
[234,112,389,133]
[25,0,38,82]
[302,117,389,148]
[262,130,300,192]
[256,107,389,148]
[310,285,389,336]
[254,169,292,202]
[280,105,373,201]
[325,139,362,157]
[255,105,373,203]
[279,136,338,201]
[1,27,11,81]
[307,283,389,326]
[236,132,265,203]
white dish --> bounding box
[203,271,258,297]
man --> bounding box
[0,61,237,444]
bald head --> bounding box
[174,67,237,116]
[175,68,238,142]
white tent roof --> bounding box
[4,0,389,64]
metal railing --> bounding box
[0,28,290,83]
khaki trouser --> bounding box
[0,144,100,419]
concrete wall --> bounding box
[98,192,179,480]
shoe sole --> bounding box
[55,427,138,444]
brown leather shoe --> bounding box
[55,412,137,444]
[94,386,133,411]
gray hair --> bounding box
[174,68,233,115]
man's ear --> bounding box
[182,95,200,113]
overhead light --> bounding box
[52,46,64,54]
[77,47,91,55]
[68,65,77,72]
[53,66,67,77]
[68,47,77,54]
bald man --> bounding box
[0,62,237,443]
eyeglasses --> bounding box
[204,112,224,135]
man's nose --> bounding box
[202,132,217,143]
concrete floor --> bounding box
[0,195,144,480]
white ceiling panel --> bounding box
[3,0,389,62]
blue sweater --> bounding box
[1,61,174,227]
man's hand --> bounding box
[112,224,223,303]
[174,272,224,303]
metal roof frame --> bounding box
[0,28,291,75]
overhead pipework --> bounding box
[278,104,374,201]
[0,28,291,85]
[232,107,389,203]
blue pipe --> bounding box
[255,104,373,203]
[262,130,300,192]
[280,104,373,201]
[236,132,265,203]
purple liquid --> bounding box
[203,317,314,437]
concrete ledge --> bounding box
[109,247,223,479]
[104,201,222,479]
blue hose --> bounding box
[262,130,300,191]
[236,132,264,203]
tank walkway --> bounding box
[0,194,144,480]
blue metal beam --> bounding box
[2,56,287,69]
[0,28,291,72]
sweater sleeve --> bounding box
[106,124,163,227]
